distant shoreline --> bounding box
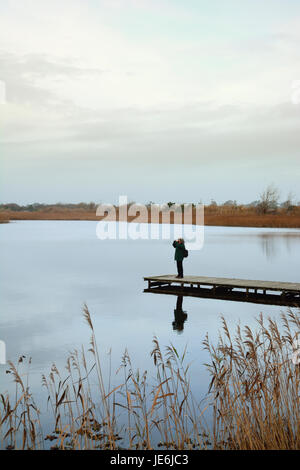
[1,207,300,228]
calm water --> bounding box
[1,221,300,435]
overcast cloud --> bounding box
[1,0,300,204]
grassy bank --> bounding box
[1,205,300,228]
[1,307,299,450]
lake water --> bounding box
[1,221,300,442]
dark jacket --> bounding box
[172,240,185,262]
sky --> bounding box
[0,0,300,205]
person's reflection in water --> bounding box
[172,295,188,333]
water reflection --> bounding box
[259,232,300,259]
[1,221,300,413]
[260,234,277,259]
[172,296,188,333]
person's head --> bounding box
[178,238,184,244]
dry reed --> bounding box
[1,205,300,228]
[1,306,299,450]
[203,309,300,449]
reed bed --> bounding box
[204,309,300,449]
[1,206,300,227]
[0,306,299,450]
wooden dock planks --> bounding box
[143,275,300,306]
[144,275,300,293]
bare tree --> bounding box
[257,184,280,214]
[282,191,295,212]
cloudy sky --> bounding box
[1,0,300,205]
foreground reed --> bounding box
[0,306,299,450]
[204,310,300,449]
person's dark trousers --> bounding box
[176,260,183,277]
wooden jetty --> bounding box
[144,275,300,307]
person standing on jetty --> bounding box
[172,238,186,278]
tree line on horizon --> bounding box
[0,185,299,215]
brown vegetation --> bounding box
[1,203,300,228]
[1,185,300,227]
[0,214,10,223]
[204,309,300,449]
[1,306,299,450]
[203,204,300,228]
